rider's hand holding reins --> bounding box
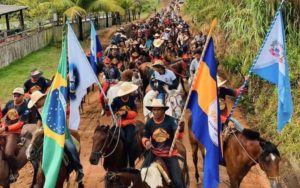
[144,140,153,150]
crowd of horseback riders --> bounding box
[0,0,283,187]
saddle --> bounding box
[149,155,185,185]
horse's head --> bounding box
[89,125,110,165]
[26,127,44,161]
[259,140,281,188]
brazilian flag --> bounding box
[42,28,68,188]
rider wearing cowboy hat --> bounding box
[99,57,121,116]
[0,87,33,182]
[27,90,85,183]
[150,60,179,103]
[142,98,185,188]
[110,82,139,168]
[23,68,51,97]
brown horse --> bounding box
[89,121,145,171]
[26,128,83,188]
[0,124,37,188]
[187,113,205,183]
[224,128,281,188]
[104,141,190,188]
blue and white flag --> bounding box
[67,23,100,130]
[252,11,293,132]
[90,21,103,74]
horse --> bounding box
[0,124,37,188]
[26,127,83,188]
[104,141,190,188]
[89,121,145,171]
[187,113,205,183]
[143,83,185,122]
[223,128,281,188]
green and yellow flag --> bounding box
[42,30,68,188]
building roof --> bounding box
[0,5,27,16]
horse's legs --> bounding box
[192,144,200,183]
[29,160,39,188]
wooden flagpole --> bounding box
[168,18,218,156]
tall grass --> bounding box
[185,0,300,165]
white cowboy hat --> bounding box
[146,98,169,111]
[217,75,227,87]
[117,82,138,97]
[28,90,46,109]
[154,33,160,38]
[153,39,164,47]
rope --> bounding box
[226,0,286,123]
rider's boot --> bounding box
[6,156,19,182]
[65,139,84,182]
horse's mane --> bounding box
[241,128,260,140]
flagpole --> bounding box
[225,0,286,125]
[169,18,218,156]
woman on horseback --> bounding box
[110,82,139,168]
[142,99,185,188]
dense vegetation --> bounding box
[185,0,300,166]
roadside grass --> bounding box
[0,46,60,102]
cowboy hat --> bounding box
[117,82,138,97]
[110,45,118,49]
[152,60,165,68]
[146,98,169,111]
[217,75,227,87]
[28,91,46,109]
[153,39,164,47]
[165,27,171,31]
[132,52,139,57]
[13,87,24,95]
[154,33,160,38]
[31,69,43,78]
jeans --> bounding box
[142,151,185,188]
[64,138,82,171]
[122,125,136,167]
[157,92,166,103]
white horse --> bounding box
[143,83,185,122]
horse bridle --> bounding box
[231,130,281,181]
[91,124,122,159]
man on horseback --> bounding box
[142,99,185,188]
[99,57,121,116]
[150,60,179,103]
[27,90,85,183]
[0,88,32,182]
[23,69,51,98]
[110,82,139,168]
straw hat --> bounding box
[153,39,164,47]
[28,91,46,109]
[146,98,169,111]
[117,82,138,97]
[217,75,227,87]
[13,87,24,95]
[31,69,43,78]
[154,33,160,38]
[132,52,139,57]
[110,45,118,49]
[152,60,165,68]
